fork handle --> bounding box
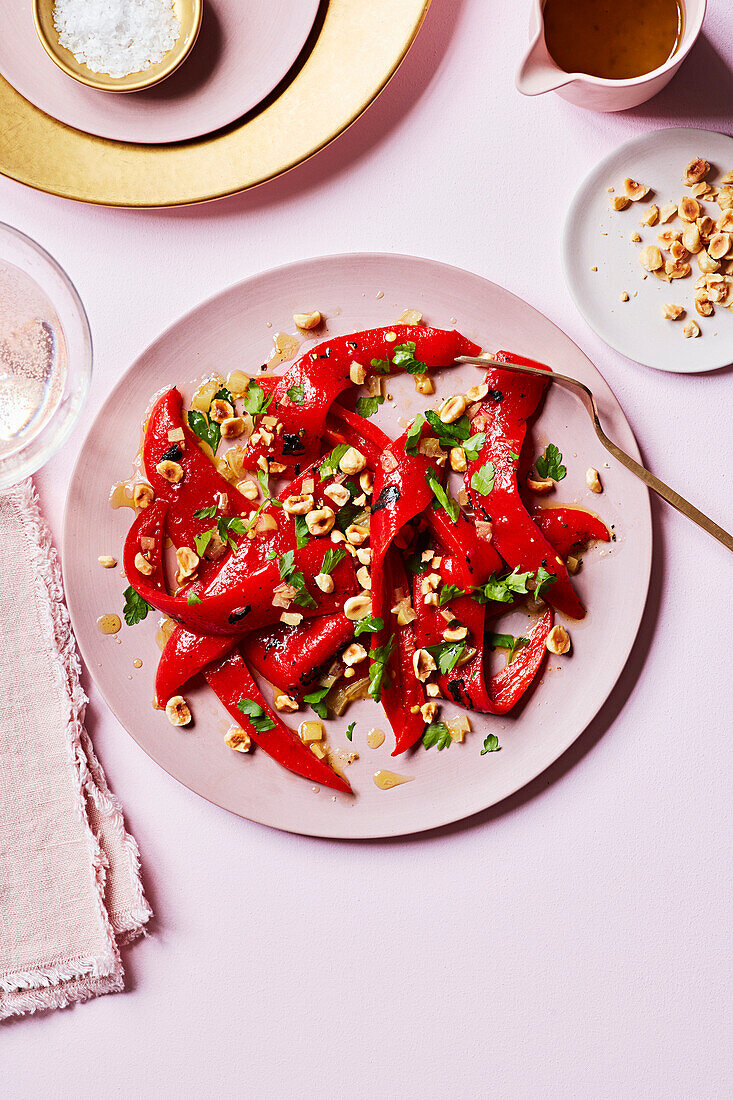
[597,430,733,553]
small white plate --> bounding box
[563,127,733,374]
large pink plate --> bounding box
[0,0,320,144]
[63,254,652,838]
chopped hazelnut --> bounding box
[323,483,350,508]
[413,648,437,682]
[133,482,154,509]
[343,642,368,667]
[640,203,659,226]
[586,467,602,494]
[420,701,439,723]
[175,546,199,580]
[344,594,372,621]
[624,178,650,201]
[356,565,372,590]
[682,320,701,338]
[527,474,554,494]
[224,727,251,752]
[315,572,334,594]
[165,695,191,726]
[274,694,299,713]
[237,479,259,501]
[209,398,234,424]
[662,303,684,320]
[305,506,336,536]
[449,447,467,472]
[98,555,117,568]
[684,158,709,185]
[546,625,571,656]
[610,195,630,210]
[659,202,677,223]
[678,197,701,223]
[283,493,314,515]
[293,310,322,330]
[221,417,245,439]
[338,447,367,475]
[156,459,184,484]
[134,551,153,576]
[439,395,468,424]
[639,245,663,272]
[349,361,367,385]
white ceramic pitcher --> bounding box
[516,0,707,112]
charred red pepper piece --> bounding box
[372,552,424,755]
[412,565,554,716]
[243,326,481,471]
[531,506,610,560]
[242,614,355,695]
[204,651,351,793]
[143,388,254,557]
[465,351,585,620]
[125,529,358,636]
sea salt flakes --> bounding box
[53,0,181,79]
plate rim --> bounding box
[0,0,431,207]
[63,251,653,838]
[563,125,733,375]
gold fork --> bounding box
[456,355,733,553]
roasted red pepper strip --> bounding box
[243,326,481,470]
[242,614,355,695]
[153,456,351,701]
[375,552,424,755]
[465,351,585,620]
[412,567,553,716]
[531,506,610,559]
[204,651,351,793]
[143,388,254,554]
[125,531,358,635]
[125,498,169,593]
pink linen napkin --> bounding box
[0,480,151,1021]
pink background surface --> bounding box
[2,1,731,1095]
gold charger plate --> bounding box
[0,0,430,207]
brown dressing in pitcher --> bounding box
[543,0,683,80]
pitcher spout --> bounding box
[515,30,572,96]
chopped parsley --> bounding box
[368,635,395,702]
[319,444,349,480]
[354,614,384,638]
[242,380,272,422]
[423,409,471,447]
[186,593,202,605]
[193,504,217,519]
[122,586,151,626]
[533,565,557,602]
[462,432,487,461]
[480,733,501,754]
[488,632,529,663]
[426,639,466,675]
[425,468,460,523]
[472,567,533,605]
[439,583,467,606]
[355,394,385,419]
[320,548,346,575]
[295,514,309,549]
[345,721,355,742]
[404,413,426,456]
[186,386,234,454]
[371,357,391,374]
[507,449,520,461]
[303,685,330,720]
[194,515,248,557]
[237,698,276,733]
[279,550,317,608]
[470,462,495,496]
[392,341,427,375]
[422,722,453,751]
[535,442,566,482]
[286,384,306,404]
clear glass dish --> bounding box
[0,222,92,488]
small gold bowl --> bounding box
[33,0,202,93]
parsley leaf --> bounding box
[439,584,466,606]
[535,443,566,482]
[242,381,272,421]
[422,722,453,751]
[257,468,272,499]
[480,733,501,754]
[368,635,396,702]
[488,632,529,663]
[194,529,215,557]
[404,413,425,456]
[354,614,384,638]
[122,586,151,626]
[187,409,220,454]
[217,515,247,552]
[303,685,330,720]
[237,698,276,733]
[507,449,520,461]
[286,384,306,404]
[425,468,460,523]
[472,567,533,605]
[321,548,346,575]
[462,432,486,462]
[214,386,234,406]
[319,444,349,480]
[193,504,217,519]
[279,550,296,582]
[371,357,391,374]
[186,593,202,605]
[345,721,355,742]
[424,409,471,446]
[392,341,427,375]
[295,514,309,549]
[534,566,557,602]
[426,640,466,675]
[356,394,385,419]
[470,462,495,496]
